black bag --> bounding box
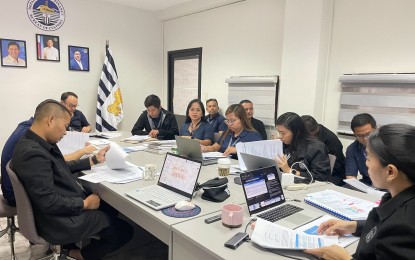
[196,177,230,202]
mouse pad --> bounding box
[161,205,201,218]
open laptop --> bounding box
[240,152,280,177]
[240,166,322,229]
[125,153,202,210]
[175,136,221,166]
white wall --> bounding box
[0,0,162,148]
[162,0,285,113]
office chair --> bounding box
[0,196,18,260]
[6,162,70,260]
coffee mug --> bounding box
[144,164,157,181]
[221,203,243,228]
[218,158,231,176]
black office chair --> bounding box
[0,196,18,260]
[6,161,69,260]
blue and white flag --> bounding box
[96,43,123,131]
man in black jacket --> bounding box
[131,94,178,140]
[301,115,346,186]
[239,100,267,140]
[12,100,132,260]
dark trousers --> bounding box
[80,201,133,260]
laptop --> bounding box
[175,136,221,166]
[240,153,280,177]
[125,153,202,210]
[240,166,322,229]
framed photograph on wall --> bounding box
[0,38,27,68]
[36,34,60,61]
[68,45,89,71]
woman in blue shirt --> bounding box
[179,99,214,145]
[201,104,262,158]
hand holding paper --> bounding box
[105,142,131,169]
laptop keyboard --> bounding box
[258,204,303,222]
[141,186,186,203]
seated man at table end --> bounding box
[131,94,178,140]
[12,99,132,259]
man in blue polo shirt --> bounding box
[205,98,227,135]
[60,92,91,132]
[345,113,377,185]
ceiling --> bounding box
[97,0,194,11]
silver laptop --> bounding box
[125,153,202,210]
[240,153,281,178]
[175,136,219,166]
[240,166,322,229]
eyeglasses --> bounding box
[355,132,372,139]
[64,102,79,109]
[224,119,239,125]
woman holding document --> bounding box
[305,124,415,259]
[201,104,262,158]
[274,112,331,182]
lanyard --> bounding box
[190,121,202,136]
[228,136,240,148]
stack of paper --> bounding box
[251,218,338,250]
[79,163,144,184]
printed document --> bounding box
[251,218,338,250]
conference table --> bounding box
[85,133,372,260]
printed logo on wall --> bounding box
[27,0,65,31]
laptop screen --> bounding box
[157,153,202,198]
[240,166,286,215]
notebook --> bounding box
[175,136,224,165]
[125,153,202,210]
[304,189,377,220]
[240,166,322,229]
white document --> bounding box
[295,215,359,248]
[202,152,226,158]
[123,146,147,153]
[122,135,151,142]
[88,139,111,146]
[57,131,90,155]
[236,139,283,171]
[106,142,131,169]
[89,132,123,139]
[251,218,338,250]
[79,162,144,183]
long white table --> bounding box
[84,133,372,259]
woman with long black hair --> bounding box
[275,112,331,182]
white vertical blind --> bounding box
[173,58,199,115]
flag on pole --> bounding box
[96,42,123,132]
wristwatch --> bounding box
[91,155,99,165]
[291,169,297,175]
[191,136,194,139]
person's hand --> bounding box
[95,145,110,163]
[83,193,100,210]
[148,129,159,138]
[81,126,92,133]
[182,136,192,139]
[275,154,290,173]
[201,144,207,152]
[82,144,97,155]
[304,245,351,260]
[317,219,357,236]
[223,146,236,156]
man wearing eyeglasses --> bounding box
[60,92,91,132]
[239,100,267,140]
[345,113,377,185]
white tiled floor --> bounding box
[0,215,168,260]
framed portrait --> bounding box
[0,38,27,68]
[68,45,89,71]
[36,34,60,61]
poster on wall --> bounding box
[36,34,60,61]
[0,39,27,68]
[68,45,89,71]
